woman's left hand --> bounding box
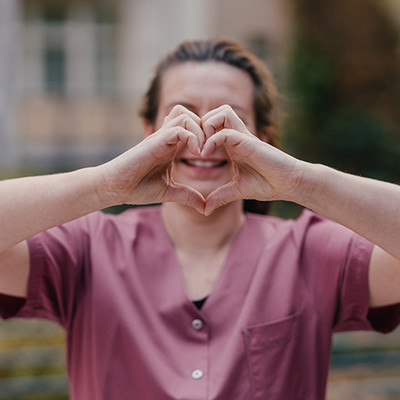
[200,105,304,215]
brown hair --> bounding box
[139,38,281,215]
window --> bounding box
[22,0,117,97]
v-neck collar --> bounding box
[152,206,263,313]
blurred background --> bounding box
[0,0,400,399]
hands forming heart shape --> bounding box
[106,105,300,216]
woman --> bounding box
[1,38,400,399]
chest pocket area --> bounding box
[243,312,305,400]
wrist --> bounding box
[283,161,323,206]
[91,164,127,208]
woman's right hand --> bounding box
[99,106,206,213]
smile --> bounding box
[181,159,228,168]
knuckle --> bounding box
[171,104,185,113]
[178,113,190,122]
[222,104,234,114]
[176,114,192,128]
[174,126,185,134]
[171,104,191,116]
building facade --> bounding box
[0,0,292,171]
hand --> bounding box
[100,106,207,213]
[201,105,302,215]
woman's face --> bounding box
[151,61,257,198]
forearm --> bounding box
[0,166,113,252]
[292,162,400,259]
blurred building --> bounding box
[1,0,399,172]
[0,0,292,172]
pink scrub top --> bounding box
[1,206,399,400]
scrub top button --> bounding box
[192,369,204,379]
[192,319,203,330]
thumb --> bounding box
[204,181,241,216]
[165,183,206,214]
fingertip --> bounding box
[201,140,213,158]
[204,195,218,216]
[190,137,202,156]
[196,204,207,216]
[204,205,215,217]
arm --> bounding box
[292,164,400,308]
[201,105,400,308]
[0,107,205,298]
[293,164,400,261]
[0,168,107,298]
[0,168,107,254]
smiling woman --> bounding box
[1,38,400,400]
[140,39,279,214]
[148,62,254,198]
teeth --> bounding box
[187,160,221,168]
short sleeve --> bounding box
[297,210,400,334]
[0,213,100,327]
[334,230,400,333]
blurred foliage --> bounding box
[320,109,400,180]
[284,0,400,184]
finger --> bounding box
[164,113,205,149]
[163,104,201,126]
[201,104,235,124]
[201,105,247,139]
[164,126,202,156]
[164,182,206,214]
[147,126,201,160]
[204,181,242,216]
[201,129,242,157]
[202,128,263,162]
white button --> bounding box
[192,319,203,330]
[192,369,204,379]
